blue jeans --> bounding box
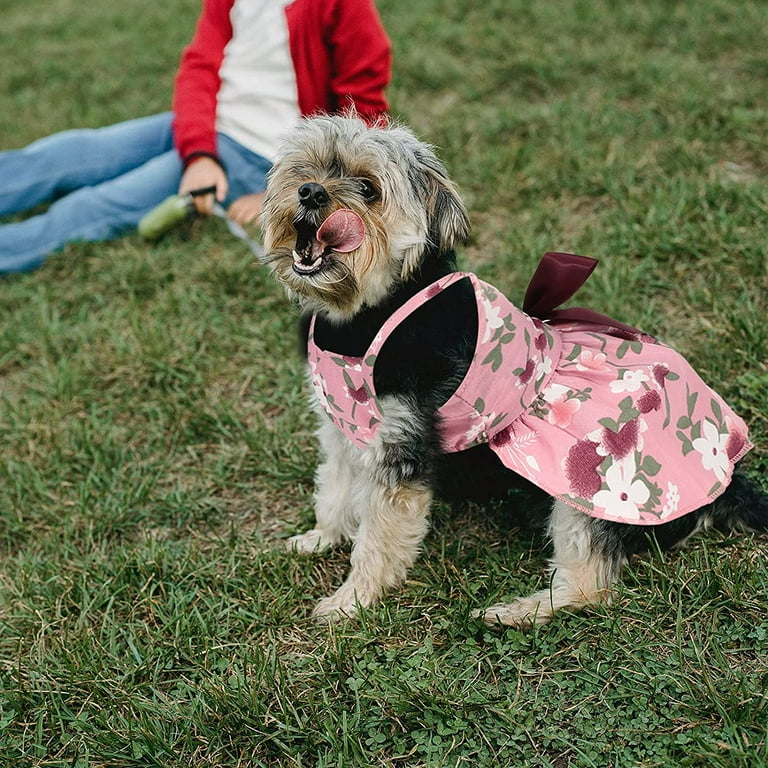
[0,112,272,273]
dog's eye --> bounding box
[358,178,379,203]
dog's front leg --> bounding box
[313,396,434,621]
[287,419,362,553]
[312,478,432,621]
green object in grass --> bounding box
[137,193,195,240]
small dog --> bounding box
[261,114,767,627]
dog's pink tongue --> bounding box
[316,209,365,253]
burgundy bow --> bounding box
[522,252,645,338]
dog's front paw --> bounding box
[472,598,553,629]
[312,585,373,623]
[284,528,336,554]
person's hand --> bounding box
[179,156,228,216]
[227,192,265,226]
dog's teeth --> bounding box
[292,249,324,275]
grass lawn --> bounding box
[1,0,767,765]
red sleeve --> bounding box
[171,0,234,161]
[325,0,392,122]
[287,0,391,123]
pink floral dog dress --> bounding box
[307,253,752,525]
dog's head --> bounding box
[262,115,469,320]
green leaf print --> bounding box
[328,394,346,413]
[619,396,633,412]
[618,396,640,424]
[566,344,582,362]
[598,416,620,433]
[571,387,593,402]
[676,429,694,455]
[640,480,663,514]
[685,385,698,419]
[710,398,723,426]
[483,344,503,373]
[640,455,662,476]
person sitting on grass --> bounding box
[0,0,391,274]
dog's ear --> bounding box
[404,148,470,276]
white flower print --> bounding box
[368,330,385,354]
[609,369,649,393]
[661,481,680,519]
[481,299,504,344]
[692,420,730,482]
[492,428,541,480]
[592,457,650,521]
[464,418,486,445]
[535,357,553,379]
[541,383,569,402]
[308,363,330,413]
[464,412,498,446]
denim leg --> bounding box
[0,112,175,216]
[0,126,273,274]
[0,149,183,273]
[216,133,273,204]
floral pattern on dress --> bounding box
[307,269,753,526]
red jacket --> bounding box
[172,0,391,163]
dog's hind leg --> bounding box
[286,420,362,553]
[475,500,623,628]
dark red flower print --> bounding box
[602,418,639,460]
[534,332,548,351]
[348,385,369,404]
[637,390,662,414]
[490,426,511,447]
[565,439,603,498]
[725,429,746,460]
[652,363,670,388]
[519,358,535,384]
[426,282,444,299]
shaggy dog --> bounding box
[261,114,766,627]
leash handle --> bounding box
[212,203,264,259]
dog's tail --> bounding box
[707,470,768,533]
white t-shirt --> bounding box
[216,0,300,162]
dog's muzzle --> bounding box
[291,208,366,276]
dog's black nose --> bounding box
[298,182,331,209]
